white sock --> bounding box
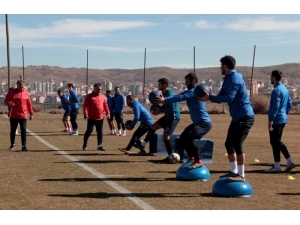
[111,130,113,133]
[141,141,147,147]
[230,161,238,174]
[237,165,245,178]
[118,129,122,134]
[287,157,293,165]
[123,130,126,135]
[113,129,116,133]
[275,162,281,169]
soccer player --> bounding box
[135,78,181,162]
[264,70,295,173]
[106,90,117,135]
[4,80,34,151]
[113,86,126,136]
[83,83,110,151]
[57,89,71,133]
[155,73,212,170]
[118,95,153,154]
[199,55,254,182]
[66,83,79,136]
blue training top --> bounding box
[60,94,71,112]
[113,93,125,113]
[69,90,79,110]
[209,69,254,122]
[165,84,211,125]
[129,100,154,128]
[268,82,292,125]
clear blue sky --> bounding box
[1,1,300,69]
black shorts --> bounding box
[63,110,70,117]
[155,116,180,135]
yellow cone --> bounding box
[224,153,228,156]
[287,175,295,180]
[254,159,260,163]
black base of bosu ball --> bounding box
[211,177,253,197]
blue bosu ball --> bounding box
[212,177,253,197]
[148,90,162,104]
[176,162,210,181]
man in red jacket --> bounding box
[83,83,110,151]
[4,80,34,151]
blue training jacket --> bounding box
[113,93,126,113]
[165,84,211,125]
[107,95,115,114]
[209,69,254,122]
[268,82,292,125]
[69,90,79,110]
[60,94,71,111]
[129,100,154,128]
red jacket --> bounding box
[83,92,110,120]
[4,88,34,119]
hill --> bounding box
[0,63,299,86]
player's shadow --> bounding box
[53,160,140,164]
[54,153,120,156]
[39,177,171,182]
[278,192,300,196]
[48,192,202,199]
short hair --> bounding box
[94,83,101,88]
[126,95,134,101]
[185,73,198,83]
[271,70,282,81]
[106,90,111,94]
[115,86,120,89]
[17,80,25,84]
[67,83,74,88]
[220,55,236,70]
[158,78,169,86]
[57,89,62,94]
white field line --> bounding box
[4,116,154,210]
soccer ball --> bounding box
[168,153,180,164]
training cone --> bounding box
[287,175,295,180]
[224,153,228,156]
[254,159,260,163]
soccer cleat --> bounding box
[219,171,238,178]
[9,144,15,150]
[264,166,281,173]
[118,148,128,152]
[83,143,87,151]
[121,133,126,137]
[148,152,157,156]
[97,145,106,151]
[183,157,194,164]
[21,146,28,151]
[137,149,147,155]
[62,130,68,132]
[227,174,245,182]
[284,163,295,172]
[70,132,78,136]
[133,143,145,151]
[187,161,203,170]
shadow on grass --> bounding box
[54,153,120,156]
[278,192,300,195]
[53,160,140,164]
[39,177,173,182]
[48,192,203,199]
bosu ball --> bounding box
[212,177,253,197]
[176,161,210,181]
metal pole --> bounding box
[86,49,88,95]
[5,14,11,90]
[250,45,256,102]
[194,46,195,74]
[22,45,25,80]
[143,48,146,104]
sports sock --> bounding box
[230,161,238,174]
[275,162,281,169]
[163,139,172,155]
[287,157,293,165]
[141,141,147,147]
[118,129,122,134]
[237,165,245,177]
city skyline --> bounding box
[1,3,300,70]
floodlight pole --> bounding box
[86,49,88,95]
[250,45,256,102]
[22,45,25,80]
[194,46,195,74]
[143,48,146,104]
[6,14,11,90]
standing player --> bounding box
[4,80,34,151]
[118,95,153,154]
[113,86,126,136]
[57,89,71,133]
[135,78,181,162]
[199,55,254,182]
[83,83,110,151]
[155,73,212,169]
[265,70,295,173]
[106,90,117,135]
[66,83,79,136]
